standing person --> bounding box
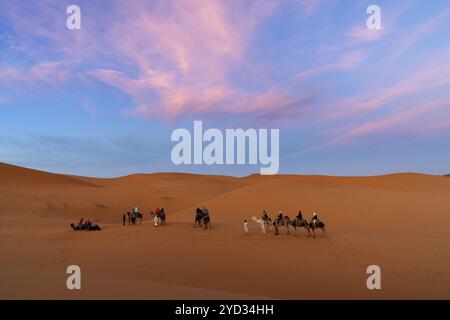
[243,219,249,236]
[79,218,84,226]
[122,214,126,226]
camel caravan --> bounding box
[251,210,327,238]
[69,205,327,238]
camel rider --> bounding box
[311,212,318,227]
[133,207,139,214]
[277,211,283,220]
[203,207,209,217]
[262,210,269,221]
[296,211,303,222]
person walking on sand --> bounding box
[122,214,126,226]
[243,219,249,235]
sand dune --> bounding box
[0,162,449,299]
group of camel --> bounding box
[70,207,327,238]
[126,208,167,227]
[126,210,143,225]
[149,209,167,226]
[193,207,212,229]
[251,211,327,238]
[70,220,101,231]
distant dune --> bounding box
[1,162,450,299]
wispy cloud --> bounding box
[334,98,450,143]
[390,9,450,60]
[0,61,72,88]
[347,24,386,43]
[291,50,367,82]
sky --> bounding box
[0,0,449,177]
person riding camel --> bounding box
[133,207,139,214]
[296,211,303,222]
[311,211,318,227]
[277,211,283,219]
[261,210,269,221]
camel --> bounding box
[194,208,211,229]
[70,222,101,231]
[251,216,266,234]
[309,219,327,238]
[291,218,311,237]
[202,212,211,229]
[274,215,291,235]
[262,217,272,232]
[194,208,203,227]
[127,212,141,225]
[150,210,166,227]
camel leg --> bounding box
[322,227,327,238]
[306,227,311,238]
[312,228,316,238]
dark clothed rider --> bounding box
[261,210,269,221]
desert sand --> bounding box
[0,162,449,299]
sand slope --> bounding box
[1,162,449,299]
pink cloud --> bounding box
[334,97,450,143]
[390,9,450,60]
[291,50,367,82]
[84,0,296,120]
[324,48,450,121]
[347,25,386,43]
[0,61,71,87]
[296,0,326,16]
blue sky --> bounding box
[1,0,449,177]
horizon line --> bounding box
[1,161,448,181]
